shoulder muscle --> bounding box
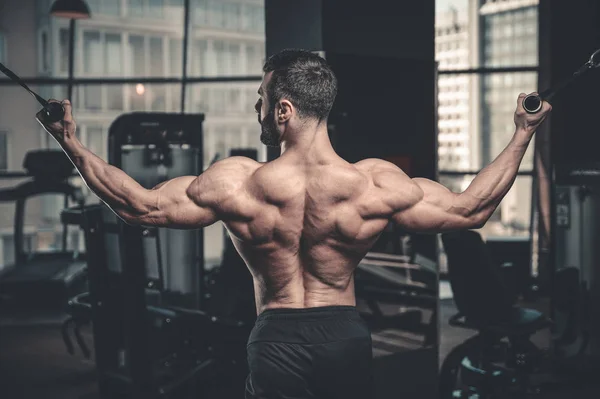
[193,156,261,213]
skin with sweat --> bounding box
[36,71,551,315]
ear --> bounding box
[276,100,293,124]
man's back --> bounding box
[203,153,412,313]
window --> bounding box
[224,3,240,30]
[105,34,122,76]
[128,83,180,113]
[80,31,125,110]
[214,40,227,74]
[105,0,121,15]
[228,43,241,75]
[127,35,172,78]
[129,35,145,76]
[83,31,102,75]
[149,0,164,18]
[208,1,226,28]
[130,0,144,17]
[131,83,146,110]
[436,0,539,241]
[246,44,263,74]
[192,0,208,25]
[150,86,167,111]
[87,0,121,16]
[169,38,183,76]
[250,5,265,32]
[128,0,164,18]
[149,37,164,76]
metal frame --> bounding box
[79,205,121,397]
[80,204,155,398]
[437,65,539,177]
[0,178,82,264]
[107,112,206,310]
[77,203,246,398]
[119,220,154,398]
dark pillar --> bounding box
[536,0,600,291]
[536,0,600,368]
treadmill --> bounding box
[0,150,87,309]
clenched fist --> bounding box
[514,92,552,135]
[36,99,77,143]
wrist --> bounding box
[513,128,533,146]
[60,137,87,163]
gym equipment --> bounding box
[354,252,438,350]
[523,48,600,113]
[0,150,86,309]
[440,230,551,398]
[107,112,205,308]
[438,230,598,398]
[0,62,65,123]
[485,236,532,300]
[62,204,250,399]
[551,185,600,371]
[62,292,92,359]
[59,119,255,398]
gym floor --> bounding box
[1,298,599,399]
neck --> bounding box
[279,120,336,162]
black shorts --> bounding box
[245,306,374,399]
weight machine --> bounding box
[107,112,206,308]
[61,113,252,398]
[0,150,87,310]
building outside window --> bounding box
[436,0,539,271]
[0,0,266,267]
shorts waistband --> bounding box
[256,305,360,322]
[249,306,368,345]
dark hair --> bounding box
[263,49,337,121]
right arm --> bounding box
[35,100,258,229]
[56,142,253,229]
[380,93,552,233]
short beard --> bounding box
[260,108,280,147]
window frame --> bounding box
[435,3,540,240]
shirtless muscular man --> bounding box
[37,49,551,399]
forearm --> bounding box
[459,128,532,219]
[60,137,149,216]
